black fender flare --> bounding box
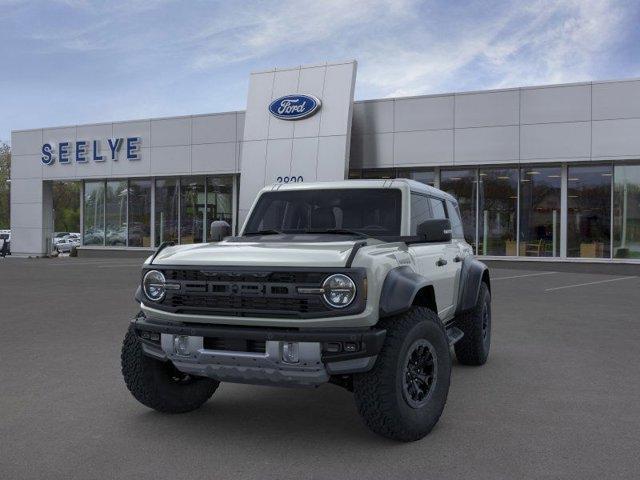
[135,285,143,303]
[455,257,490,315]
[379,266,434,318]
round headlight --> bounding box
[322,274,356,308]
[143,270,166,302]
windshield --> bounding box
[244,188,402,237]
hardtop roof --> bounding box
[263,178,457,203]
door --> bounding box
[408,194,456,318]
[445,199,469,312]
[428,196,459,319]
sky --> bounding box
[1,0,639,144]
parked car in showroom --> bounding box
[54,237,81,253]
[52,232,70,246]
[122,180,491,441]
[0,229,10,256]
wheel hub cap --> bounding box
[402,339,438,408]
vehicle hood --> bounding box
[150,240,361,268]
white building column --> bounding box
[560,164,568,258]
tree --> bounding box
[53,181,80,232]
[0,142,9,229]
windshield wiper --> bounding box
[303,228,369,238]
[243,229,284,236]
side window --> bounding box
[410,193,432,234]
[446,200,465,239]
[429,197,447,219]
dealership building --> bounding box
[10,60,640,262]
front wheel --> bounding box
[121,327,219,413]
[353,307,451,442]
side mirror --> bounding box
[417,219,452,243]
[209,220,232,242]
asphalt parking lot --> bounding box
[1,258,639,480]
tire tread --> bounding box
[121,327,219,414]
[353,307,450,441]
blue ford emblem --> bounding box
[268,94,321,120]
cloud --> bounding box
[189,0,416,70]
[359,0,625,96]
[182,0,634,98]
[355,0,630,98]
[12,0,634,93]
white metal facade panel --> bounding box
[455,90,519,128]
[290,137,320,181]
[11,154,42,179]
[317,135,352,182]
[293,67,324,138]
[521,84,591,124]
[319,63,357,137]
[350,133,394,169]
[191,142,236,174]
[151,117,191,147]
[520,122,591,161]
[192,113,237,144]
[352,100,394,135]
[454,125,519,164]
[592,80,640,120]
[592,118,640,158]
[395,95,454,132]
[11,130,42,156]
[394,130,454,165]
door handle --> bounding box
[454,255,462,263]
[436,258,448,267]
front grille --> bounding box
[164,269,325,284]
[203,337,266,353]
[169,293,326,316]
[148,267,366,319]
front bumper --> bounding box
[132,314,386,388]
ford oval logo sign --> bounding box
[268,94,321,120]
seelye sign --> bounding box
[41,137,141,165]
[268,94,321,120]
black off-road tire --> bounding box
[353,307,451,442]
[454,282,491,366]
[121,327,219,413]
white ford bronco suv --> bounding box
[122,179,491,441]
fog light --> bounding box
[344,342,358,352]
[174,335,191,356]
[282,342,299,364]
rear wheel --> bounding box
[121,327,219,413]
[454,282,491,366]
[353,307,451,442]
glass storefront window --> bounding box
[155,178,179,246]
[83,181,105,246]
[128,179,152,247]
[81,175,237,248]
[206,176,234,238]
[567,165,612,258]
[440,169,477,251]
[478,168,518,256]
[105,180,128,246]
[180,176,206,244]
[519,166,561,257]
[613,164,640,259]
[397,168,436,186]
